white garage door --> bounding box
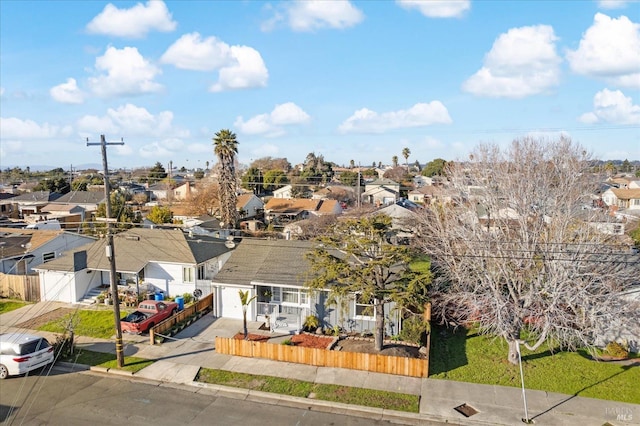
[220,287,250,319]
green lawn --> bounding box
[37,309,130,339]
[196,368,420,413]
[62,349,154,373]
[0,299,29,314]
[429,325,639,404]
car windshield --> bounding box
[19,338,49,355]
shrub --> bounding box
[397,315,428,345]
[182,293,193,304]
[605,341,629,359]
[53,334,75,359]
[282,339,293,346]
[303,315,320,331]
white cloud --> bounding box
[0,117,73,139]
[396,0,470,18]
[88,46,162,97]
[209,45,268,92]
[161,32,235,71]
[140,138,185,158]
[50,78,85,104]
[76,103,187,138]
[597,0,637,9]
[263,0,364,32]
[234,102,310,136]
[86,0,176,38]
[566,13,640,89]
[462,25,561,98]
[578,89,640,124]
[0,87,4,97]
[338,102,452,133]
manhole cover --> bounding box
[454,403,479,417]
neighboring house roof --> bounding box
[8,191,62,203]
[40,203,84,213]
[316,199,340,214]
[36,228,227,273]
[212,239,313,287]
[264,198,319,213]
[361,186,399,197]
[610,188,640,200]
[0,228,80,259]
[237,193,262,209]
[53,191,105,205]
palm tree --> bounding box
[402,147,411,172]
[239,289,257,339]
[213,129,239,228]
[392,155,399,168]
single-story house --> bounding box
[272,184,293,199]
[49,191,105,217]
[0,227,96,275]
[602,188,640,211]
[237,193,264,219]
[211,239,401,335]
[34,228,233,304]
[0,191,63,218]
[263,198,342,226]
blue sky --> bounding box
[1,0,639,171]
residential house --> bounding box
[0,191,62,219]
[412,175,433,188]
[0,193,17,216]
[237,193,264,219]
[48,191,106,220]
[173,182,195,201]
[36,204,85,229]
[273,184,293,199]
[408,185,446,205]
[361,179,401,206]
[34,228,233,304]
[211,239,401,335]
[602,188,640,211]
[264,198,342,227]
[0,228,95,275]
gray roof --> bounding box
[212,239,314,288]
[9,191,62,203]
[53,191,105,205]
[36,228,229,273]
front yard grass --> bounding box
[37,308,130,339]
[62,349,154,373]
[430,325,639,404]
[196,368,420,413]
[0,299,30,314]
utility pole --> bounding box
[87,134,125,368]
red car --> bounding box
[121,300,178,334]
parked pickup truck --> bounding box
[121,300,178,334]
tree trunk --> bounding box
[243,311,248,340]
[507,338,520,365]
[374,300,385,351]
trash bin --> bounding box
[175,296,184,311]
[154,292,164,301]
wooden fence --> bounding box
[0,273,40,302]
[215,336,429,378]
[149,293,214,344]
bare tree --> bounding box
[184,180,220,216]
[413,137,639,364]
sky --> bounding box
[1,0,639,172]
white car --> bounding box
[0,333,55,379]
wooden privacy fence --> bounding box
[215,336,429,378]
[149,293,214,344]
[0,273,40,302]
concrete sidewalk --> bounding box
[1,303,638,425]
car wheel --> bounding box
[0,364,8,380]
[171,309,177,316]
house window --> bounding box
[355,294,374,318]
[632,199,640,206]
[182,267,194,283]
[271,287,281,302]
[42,252,55,263]
[197,265,205,280]
[282,287,299,304]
